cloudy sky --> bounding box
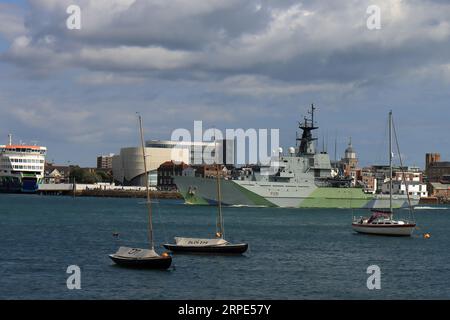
[0,0,449,167]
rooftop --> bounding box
[429,161,450,168]
[430,182,450,189]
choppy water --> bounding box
[0,194,449,299]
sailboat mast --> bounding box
[214,133,224,238]
[138,115,154,250]
[216,163,224,238]
[389,110,393,215]
[334,134,337,168]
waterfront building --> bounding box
[112,139,236,187]
[370,165,425,193]
[97,153,114,169]
[43,163,72,184]
[429,182,450,201]
[361,167,377,194]
[112,145,189,187]
[146,139,235,165]
[381,180,428,197]
[393,167,422,182]
[157,161,189,191]
[425,153,450,182]
[188,164,230,179]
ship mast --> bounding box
[297,104,318,156]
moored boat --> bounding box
[351,111,416,237]
[164,134,248,255]
[109,115,172,269]
[163,237,248,254]
[352,210,416,236]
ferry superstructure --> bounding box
[0,135,47,193]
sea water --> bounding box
[0,194,449,299]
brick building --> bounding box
[157,161,188,191]
[425,153,450,182]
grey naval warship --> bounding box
[174,105,420,208]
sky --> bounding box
[0,0,449,168]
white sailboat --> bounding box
[109,115,172,268]
[352,111,416,236]
[164,136,248,254]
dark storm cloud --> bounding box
[2,0,450,84]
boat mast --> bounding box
[138,115,154,250]
[389,110,393,216]
[214,132,224,238]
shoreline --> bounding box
[32,189,183,199]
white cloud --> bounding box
[217,75,355,97]
[78,46,195,71]
[76,72,146,85]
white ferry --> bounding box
[0,135,47,193]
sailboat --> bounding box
[352,111,416,236]
[109,115,172,269]
[164,137,248,254]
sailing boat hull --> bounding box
[109,254,172,269]
[163,243,248,254]
[352,223,416,236]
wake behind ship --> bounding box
[174,105,420,209]
[0,135,46,193]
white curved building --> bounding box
[113,139,234,187]
[112,145,189,186]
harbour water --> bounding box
[1,194,449,300]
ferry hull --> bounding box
[0,176,22,193]
[174,176,420,209]
[0,176,39,193]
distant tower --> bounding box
[425,153,440,171]
[8,134,12,146]
[341,137,358,181]
[344,137,358,168]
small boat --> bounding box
[109,246,172,269]
[164,237,248,254]
[352,210,416,236]
[352,111,416,236]
[109,115,172,269]
[164,135,248,254]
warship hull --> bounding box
[174,176,420,209]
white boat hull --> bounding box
[352,223,415,236]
